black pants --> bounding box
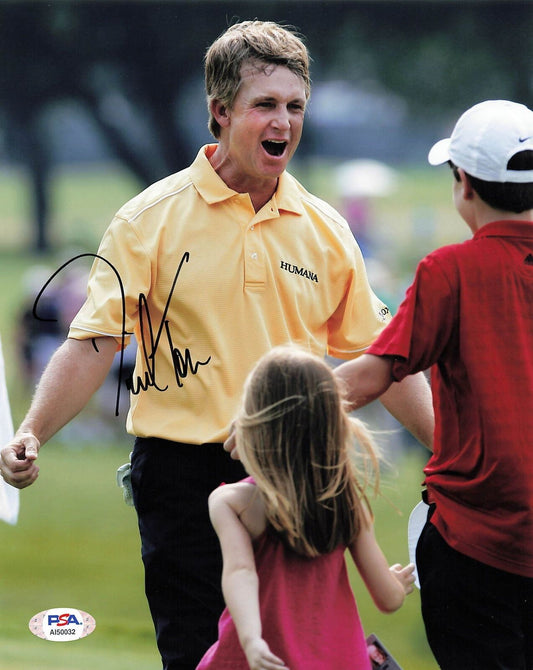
[130,437,246,670]
[417,510,533,670]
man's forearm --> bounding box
[379,372,434,451]
[335,354,393,409]
[335,355,434,451]
[18,336,117,445]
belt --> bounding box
[422,488,436,505]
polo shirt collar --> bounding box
[474,220,533,241]
[274,171,305,215]
[189,144,304,215]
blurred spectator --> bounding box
[17,266,64,386]
[17,263,134,442]
[335,159,398,258]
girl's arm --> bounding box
[349,506,415,613]
[208,484,288,670]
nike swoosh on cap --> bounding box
[518,136,532,143]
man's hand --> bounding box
[223,422,240,460]
[0,432,40,489]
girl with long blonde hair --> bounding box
[197,346,414,670]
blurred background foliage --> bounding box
[1,0,531,251]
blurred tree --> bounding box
[0,1,531,252]
[331,3,533,118]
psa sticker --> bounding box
[29,608,96,642]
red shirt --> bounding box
[369,220,533,577]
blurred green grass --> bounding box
[349,452,438,669]
[0,160,452,668]
[0,445,161,670]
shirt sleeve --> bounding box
[326,235,392,360]
[68,215,150,347]
[368,252,457,380]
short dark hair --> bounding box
[467,150,533,213]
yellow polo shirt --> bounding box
[69,145,391,443]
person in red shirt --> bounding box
[335,100,533,670]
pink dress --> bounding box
[197,494,371,669]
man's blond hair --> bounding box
[204,20,311,139]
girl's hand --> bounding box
[244,637,288,669]
[389,563,416,595]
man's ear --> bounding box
[210,99,231,129]
[458,168,475,200]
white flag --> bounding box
[0,335,19,525]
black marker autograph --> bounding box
[32,252,211,417]
[126,251,211,394]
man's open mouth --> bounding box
[262,140,287,157]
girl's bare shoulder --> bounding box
[209,481,266,540]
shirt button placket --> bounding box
[244,222,265,288]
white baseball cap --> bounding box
[428,100,533,183]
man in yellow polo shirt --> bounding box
[1,21,433,670]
